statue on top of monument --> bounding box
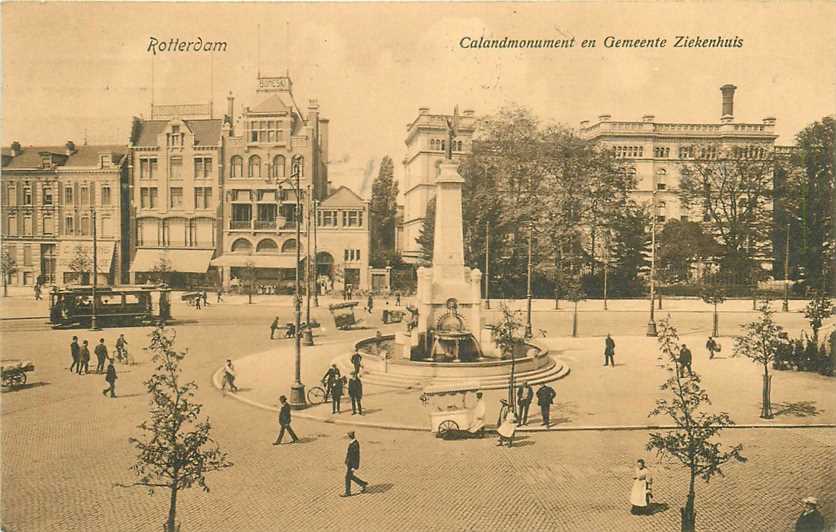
[444,105,459,160]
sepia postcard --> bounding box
[1,2,834,531]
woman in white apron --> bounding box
[496,399,517,447]
[630,459,653,515]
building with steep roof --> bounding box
[400,107,477,263]
[1,141,129,287]
[127,109,225,287]
[314,186,370,291]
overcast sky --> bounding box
[3,2,834,197]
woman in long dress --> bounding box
[630,459,653,515]
[469,392,486,437]
[496,400,517,447]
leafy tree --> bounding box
[120,327,232,532]
[243,260,256,305]
[658,219,722,283]
[679,144,776,283]
[492,303,524,408]
[151,256,174,286]
[647,317,746,532]
[67,245,93,284]
[608,202,651,297]
[700,285,726,337]
[733,301,785,418]
[416,196,436,264]
[1,249,17,297]
[563,275,585,337]
[803,291,834,346]
[369,156,399,267]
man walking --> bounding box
[348,373,363,415]
[331,376,345,414]
[517,381,534,426]
[604,334,616,367]
[536,382,556,428]
[222,359,239,392]
[395,291,401,307]
[270,316,280,339]
[94,338,108,373]
[102,360,117,398]
[366,294,374,314]
[69,336,80,373]
[272,395,299,445]
[350,350,362,375]
[679,343,693,377]
[79,340,91,375]
[115,334,128,361]
[706,336,719,360]
[322,364,341,401]
[340,431,368,497]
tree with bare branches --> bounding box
[733,301,785,418]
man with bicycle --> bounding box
[115,334,129,363]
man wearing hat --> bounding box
[341,431,368,497]
[795,496,826,532]
[516,381,534,426]
[536,382,556,428]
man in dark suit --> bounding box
[79,340,91,375]
[516,381,534,426]
[272,395,298,445]
[350,350,362,375]
[94,338,108,373]
[679,343,693,377]
[322,364,341,401]
[348,373,363,415]
[102,360,117,398]
[604,334,616,366]
[270,317,280,339]
[331,376,345,414]
[536,383,556,428]
[340,431,368,497]
[69,336,80,373]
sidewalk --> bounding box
[218,329,836,432]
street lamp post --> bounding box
[90,207,99,330]
[647,189,658,337]
[484,220,490,310]
[525,223,533,339]
[303,185,314,346]
[782,223,790,312]
[313,198,319,308]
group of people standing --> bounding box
[68,334,124,398]
[321,362,364,416]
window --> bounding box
[64,216,73,235]
[272,155,286,178]
[680,215,690,222]
[23,245,32,266]
[7,184,16,206]
[656,215,666,223]
[281,239,298,253]
[140,187,159,209]
[194,157,212,179]
[23,185,32,205]
[64,186,73,205]
[7,215,17,236]
[248,155,262,178]
[344,249,361,261]
[194,187,213,209]
[658,201,667,209]
[168,125,182,147]
[318,210,337,227]
[249,120,283,144]
[342,210,363,227]
[290,156,305,178]
[80,186,89,206]
[140,157,158,179]
[100,186,111,206]
[100,215,112,237]
[43,187,53,205]
[230,156,243,178]
[169,157,183,180]
[656,183,667,190]
[43,215,54,234]
[679,146,693,159]
[22,215,32,235]
[654,146,670,158]
[100,155,110,168]
[169,187,183,209]
[80,215,90,236]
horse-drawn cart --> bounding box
[328,301,361,330]
[1,361,35,389]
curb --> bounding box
[212,366,836,434]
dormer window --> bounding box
[100,155,110,168]
[41,156,51,168]
[168,125,182,147]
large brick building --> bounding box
[1,141,129,287]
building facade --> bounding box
[127,104,224,287]
[579,84,778,269]
[400,107,476,263]
[315,186,370,291]
[1,141,129,287]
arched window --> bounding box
[281,238,298,253]
[457,140,463,151]
[230,156,243,178]
[231,238,253,253]
[256,238,278,253]
[272,155,286,178]
[248,155,262,178]
[656,168,667,176]
[291,156,304,177]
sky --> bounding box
[3,2,835,198]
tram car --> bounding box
[49,285,172,328]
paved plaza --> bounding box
[1,292,834,531]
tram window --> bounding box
[123,295,141,305]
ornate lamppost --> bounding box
[647,188,658,337]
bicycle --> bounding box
[115,346,132,365]
[307,385,327,405]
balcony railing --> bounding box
[230,220,252,230]
[254,220,277,230]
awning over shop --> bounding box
[58,241,116,273]
[131,249,214,273]
[210,254,300,269]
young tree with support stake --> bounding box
[243,260,256,305]
[647,317,746,532]
[1,249,17,297]
[700,285,726,338]
[119,327,232,532]
[563,275,585,338]
[492,303,524,411]
[733,301,785,419]
[803,291,834,346]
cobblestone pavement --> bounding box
[1,296,834,531]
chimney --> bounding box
[418,107,430,115]
[462,109,474,117]
[642,115,655,123]
[720,84,737,120]
[65,140,76,155]
[598,114,612,122]
[226,92,234,123]
[10,141,21,157]
[580,120,590,128]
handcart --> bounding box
[1,361,35,389]
[419,382,484,440]
[328,301,361,330]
